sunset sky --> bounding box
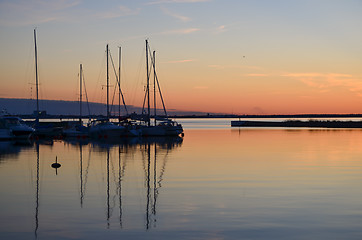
[1,0,362,115]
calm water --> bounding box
[2,119,362,239]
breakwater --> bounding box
[231,120,362,128]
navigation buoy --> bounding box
[51,156,61,175]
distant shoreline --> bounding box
[3,98,362,119]
[13,113,362,120]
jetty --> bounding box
[231,120,362,128]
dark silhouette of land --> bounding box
[3,98,362,130]
[0,98,205,116]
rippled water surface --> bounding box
[2,119,362,239]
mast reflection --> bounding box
[80,144,84,207]
[141,137,180,229]
[62,139,90,208]
[34,142,39,239]
[32,139,55,239]
[61,136,183,229]
[118,144,126,228]
[145,142,151,229]
[79,144,87,208]
[106,148,110,228]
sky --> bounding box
[0,0,362,115]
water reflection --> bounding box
[45,137,181,232]
[34,142,39,239]
[0,140,33,163]
[0,136,182,239]
[0,141,21,162]
[4,127,362,239]
[106,148,110,228]
[117,144,124,228]
[79,144,84,207]
[143,139,173,230]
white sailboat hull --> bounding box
[141,123,183,136]
[89,121,128,139]
[62,129,89,139]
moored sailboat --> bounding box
[88,44,129,139]
[31,29,62,138]
[62,64,89,139]
[113,46,141,137]
[137,40,183,137]
[89,118,127,139]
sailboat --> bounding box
[89,44,128,139]
[138,40,183,137]
[32,29,62,138]
[62,64,89,138]
[114,46,142,137]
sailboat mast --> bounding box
[34,29,39,121]
[146,40,150,126]
[118,47,121,119]
[153,51,156,125]
[106,44,109,119]
[79,64,83,123]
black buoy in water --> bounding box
[51,156,61,175]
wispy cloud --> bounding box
[214,25,226,34]
[160,6,191,22]
[146,0,210,5]
[283,72,362,95]
[0,0,81,26]
[283,72,352,88]
[0,1,141,26]
[161,28,200,35]
[120,27,200,40]
[96,5,140,19]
